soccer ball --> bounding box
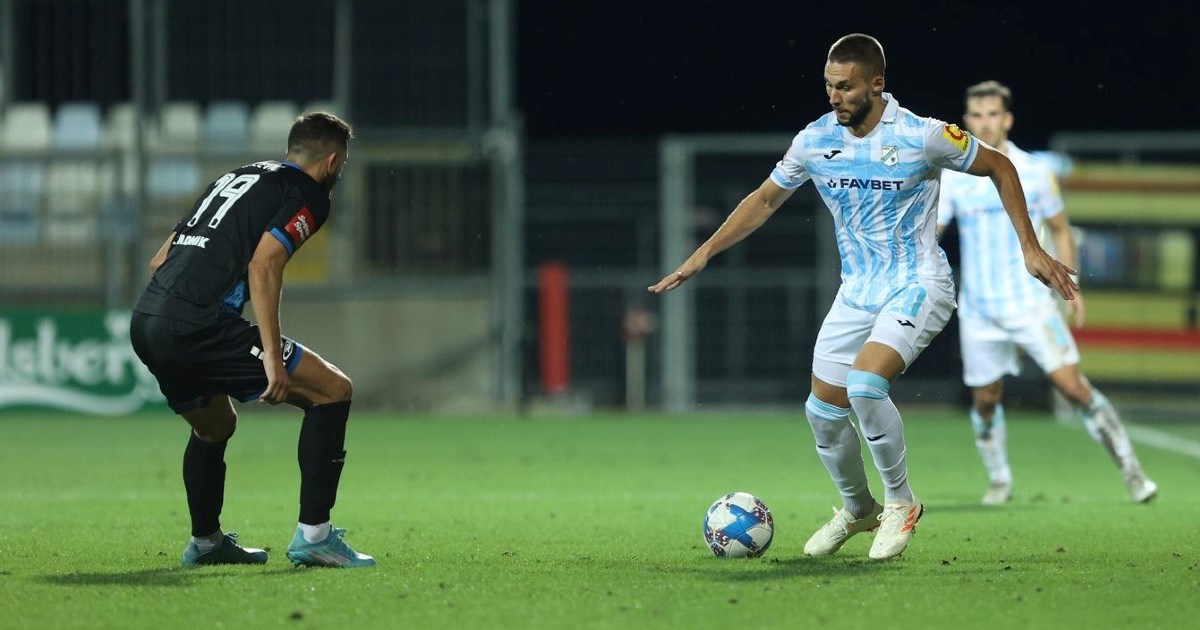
[703,492,774,558]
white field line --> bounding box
[1125,424,1200,460]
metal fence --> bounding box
[0,0,524,410]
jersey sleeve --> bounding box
[769,131,812,190]
[267,195,329,257]
[924,119,979,173]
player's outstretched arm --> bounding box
[648,178,795,294]
[966,146,1078,300]
[248,233,292,404]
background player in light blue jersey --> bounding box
[649,34,1077,560]
[938,81,1157,505]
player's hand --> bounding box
[1065,288,1086,328]
[1023,246,1078,301]
[260,357,291,405]
[648,252,709,294]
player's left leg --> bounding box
[855,280,955,559]
[849,343,924,559]
[1046,366,1157,503]
[282,348,375,568]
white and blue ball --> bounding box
[703,491,774,558]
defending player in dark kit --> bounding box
[129,111,374,568]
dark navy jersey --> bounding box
[133,160,330,326]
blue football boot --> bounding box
[286,526,376,568]
[180,532,268,567]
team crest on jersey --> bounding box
[284,206,315,246]
[942,124,970,153]
[881,145,899,167]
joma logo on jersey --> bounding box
[827,178,904,190]
[173,234,210,248]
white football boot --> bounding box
[981,481,1013,505]
[1124,469,1158,504]
[869,498,924,560]
[803,502,883,556]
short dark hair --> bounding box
[965,80,1013,111]
[287,111,354,161]
[827,33,886,79]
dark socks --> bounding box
[183,431,230,538]
[298,400,351,525]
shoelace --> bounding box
[876,507,907,532]
[825,507,853,537]
[328,528,357,555]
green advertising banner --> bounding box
[0,309,165,415]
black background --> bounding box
[517,2,1199,148]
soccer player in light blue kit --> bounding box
[649,34,1077,559]
[938,81,1157,505]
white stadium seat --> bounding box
[203,100,250,151]
[1,102,52,150]
[158,101,202,149]
[250,100,299,152]
[52,101,102,150]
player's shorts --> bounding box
[812,279,956,387]
[958,298,1079,387]
[129,312,306,414]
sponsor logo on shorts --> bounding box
[251,339,296,362]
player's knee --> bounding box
[1057,382,1091,407]
[328,372,353,403]
[192,415,236,442]
[846,369,890,402]
[972,397,999,418]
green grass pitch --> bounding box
[2,408,1198,629]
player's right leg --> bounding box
[971,382,1013,505]
[802,296,883,557]
[1016,301,1157,504]
[281,348,375,568]
[802,373,882,556]
[179,396,268,567]
[207,319,373,567]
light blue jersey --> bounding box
[938,142,1063,319]
[771,93,979,311]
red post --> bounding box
[538,260,571,396]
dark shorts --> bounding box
[129,312,306,414]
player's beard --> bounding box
[838,95,873,129]
[323,166,343,193]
